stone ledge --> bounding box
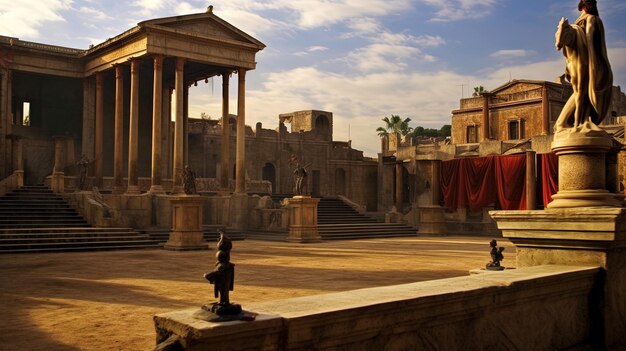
[155,265,600,350]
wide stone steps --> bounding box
[267,195,417,240]
[142,225,245,244]
[0,186,159,253]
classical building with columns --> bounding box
[0,8,264,195]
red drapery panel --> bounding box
[440,154,527,211]
[539,152,558,207]
[495,155,527,210]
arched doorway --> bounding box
[335,168,346,195]
[315,115,330,137]
[262,162,276,193]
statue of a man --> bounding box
[76,155,90,191]
[293,163,308,195]
[554,0,612,132]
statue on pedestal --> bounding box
[183,165,197,195]
[554,0,612,134]
[486,239,505,271]
[203,232,241,316]
[76,155,91,191]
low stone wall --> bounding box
[154,265,600,351]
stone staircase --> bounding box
[257,195,418,241]
[0,185,159,253]
[316,197,417,240]
[142,225,245,244]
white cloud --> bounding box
[293,45,328,57]
[0,0,72,39]
[78,6,110,20]
[420,0,499,22]
[489,49,534,60]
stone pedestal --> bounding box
[490,208,626,349]
[547,128,622,208]
[51,172,64,193]
[164,196,208,251]
[286,196,320,243]
[418,205,446,236]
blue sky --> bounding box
[1,0,625,156]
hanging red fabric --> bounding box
[495,154,527,210]
[539,153,558,207]
[440,154,528,211]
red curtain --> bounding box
[539,153,558,207]
[440,155,527,211]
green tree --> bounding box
[377,114,412,137]
[472,86,487,97]
[439,124,451,137]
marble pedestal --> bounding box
[51,172,65,193]
[548,127,622,208]
[164,196,209,251]
[286,196,320,243]
[418,206,446,236]
[490,208,626,349]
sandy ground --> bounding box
[0,236,515,351]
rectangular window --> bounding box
[466,125,478,143]
[508,120,519,140]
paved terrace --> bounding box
[0,236,515,350]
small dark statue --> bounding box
[203,232,241,316]
[182,165,197,195]
[76,155,90,191]
[486,239,505,271]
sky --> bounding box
[1,0,625,157]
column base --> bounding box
[418,206,446,236]
[171,185,184,195]
[547,189,623,208]
[149,185,165,194]
[126,185,141,195]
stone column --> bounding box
[150,55,164,194]
[81,77,95,162]
[541,85,550,135]
[220,72,230,190]
[172,58,185,194]
[235,69,246,193]
[525,151,536,210]
[94,72,104,187]
[481,93,490,141]
[183,84,189,166]
[51,136,66,193]
[395,161,403,212]
[113,65,125,193]
[8,135,23,188]
[127,59,140,194]
[163,87,172,180]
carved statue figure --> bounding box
[486,239,505,270]
[203,232,241,315]
[76,155,90,191]
[554,0,612,132]
[183,165,197,195]
[293,163,308,195]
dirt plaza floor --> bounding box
[0,236,515,350]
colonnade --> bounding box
[90,56,248,195]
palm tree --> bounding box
[472,86,487,97]
[377,114,412,137]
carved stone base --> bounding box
[286,196,320,243]
[548,127,620,208]
[164,196,208,250]
[51,172,64,193]
[418,206,446,235]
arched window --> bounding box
[315,115,330,134]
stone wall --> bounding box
[154,265,600,351]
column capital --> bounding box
[175,57,186,71]
[130,58,140,74]
[153,54,164,68]
[95,71,104,86]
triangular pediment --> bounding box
[490,80,545,96]
[139,12,265,50]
